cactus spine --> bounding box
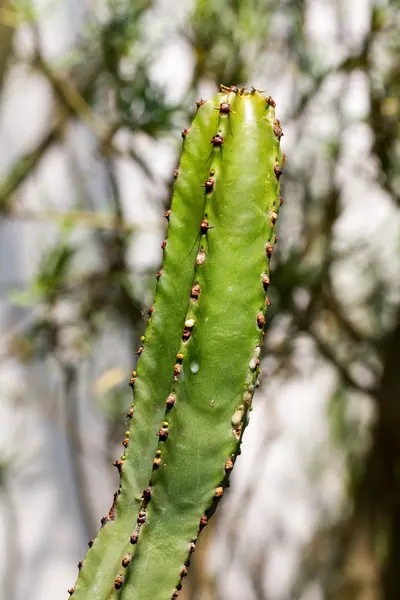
[71,86,283,599]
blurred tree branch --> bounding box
[0,0,15,94]
[0,123,62,212]
[61,361,98,540]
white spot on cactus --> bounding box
[227,285,233,292]
[196,248,206,265]
[190,362,200,374]
[249,346,261,370]
[231,406,245,426]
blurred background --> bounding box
[0,0,399,599]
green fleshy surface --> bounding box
[71,89,282,600]
[72,101,219,599]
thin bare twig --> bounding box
[0,124,62,212]
[5,206,162,232]
[32,52,109,139]
[308,325,376,396]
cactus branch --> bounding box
[71,87,283,600]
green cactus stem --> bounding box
[70,86,283,600]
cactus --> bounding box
[70,86,283,599]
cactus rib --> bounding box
[71,100,219,598]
